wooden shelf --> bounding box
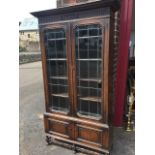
[51,93,68,98]
[78,78,101,82]
[80,96,101,102]
[78,36,101,39]
[49,83,68,87]
[50,76,67,80]
[77,86,101,90]
[47,58,67,61]
[48,38,66,41]
[77,59,102,61]
[77,28,100,31]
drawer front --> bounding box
[44,115,74,139]
[75,123,109,149]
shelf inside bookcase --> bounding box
[49,107,69,113]
[50,76,67,80]
[47,58,67,61]
[48,38,66,41]
[76,58,102,61]
[78,78,101,82]
[49,83,68,86]
[51,93,69,98]
[80,96,101,102]
[77,86,101,90]
[77,35,102,39]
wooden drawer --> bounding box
[44,115,74,139]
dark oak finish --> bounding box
[31,0,119,154]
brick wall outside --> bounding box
[19,30,40,52]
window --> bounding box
[28,34,30,38]
[20,32,24,35]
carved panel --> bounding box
[38,8,110,25]
[47,118,70,138]
[76,124,103,146]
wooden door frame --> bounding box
[39,23,73,116]
[70,17,110,123]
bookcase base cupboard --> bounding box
[31,0,120,154]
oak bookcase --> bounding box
[31,0,119,154]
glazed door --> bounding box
[42,24,75,140]
[43,25,72,115]
[71,19,105,122]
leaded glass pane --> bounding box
[75,24,102,118]
[44,28,69,113]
